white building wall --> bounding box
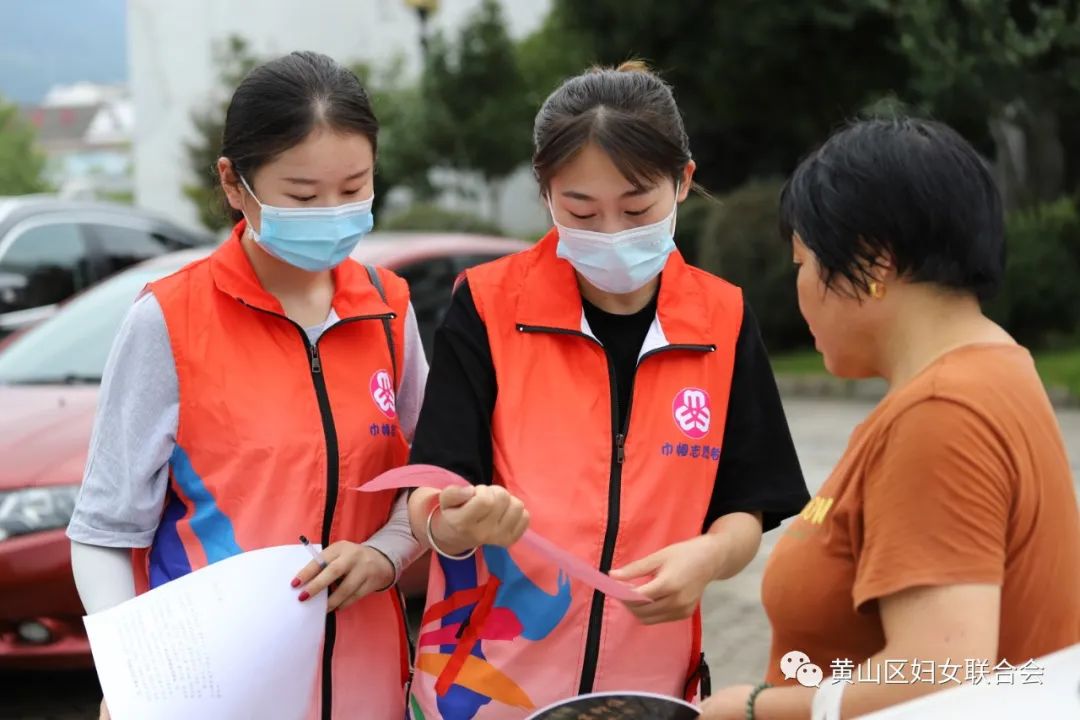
[128,0,551,236]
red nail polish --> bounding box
[298,591,310,602]
[291,577,301,588]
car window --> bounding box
[0,223,91,311]
[84,224,175,278]
[396,253,506,359]
[0,264,176,385]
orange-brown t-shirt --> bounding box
[761,343,1080,685]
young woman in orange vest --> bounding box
[402,62,812,720]
[67,52,426,720]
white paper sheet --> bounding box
[84,545,327,720]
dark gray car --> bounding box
[0,196,215,335]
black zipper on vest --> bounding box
[239,300,394,720]
[518,323,714,693]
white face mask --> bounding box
[550,183,679,294]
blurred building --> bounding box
[22,82,134,201]
[128,0,551,236]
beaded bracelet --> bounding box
[746,681,772,720]
[426,506,478,560]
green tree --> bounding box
[868,0,1080,209]
[516,3,594,111]
[0,97,49,195]
[421,0,534,218]
[183,36,261,231]
[350,59,437,212]
[553,0,909,193]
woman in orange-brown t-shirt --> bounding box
[702,118,1080,719]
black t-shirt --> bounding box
[582,293,658,430]
[409,278,809,532]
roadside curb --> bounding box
[775,374,1080,409]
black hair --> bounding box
[532,60,691,194]
[779,117,1005,301]
[220,50,378,221]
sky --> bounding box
[0,0,127,104]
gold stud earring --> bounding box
[869,281,886,299]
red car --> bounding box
[0,232,529,669]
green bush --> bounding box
[378,203,505,236]
[988,198,1080,348]
[691,179,812,353]
[672,193,714,268]
[683,184,1080,356]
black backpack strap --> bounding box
[364,264,398,387]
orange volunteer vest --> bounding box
[408,229,744,720]
[143,222,412,720]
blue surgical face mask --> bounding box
[240,176,374,272]
[551,184,679,294]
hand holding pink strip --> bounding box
[357,465,648,603]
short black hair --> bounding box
[221,51,378,221]
[532,60,691,194]
[779,117,1005,301]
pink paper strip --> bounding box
[358,465,648,603]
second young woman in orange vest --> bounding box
[403,62,811,720]
[67,52,425,720]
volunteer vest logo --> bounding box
[370,369,397,419]
[413,546,572,719]
[673,388,711,439]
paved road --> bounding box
[3,398,1077,718]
